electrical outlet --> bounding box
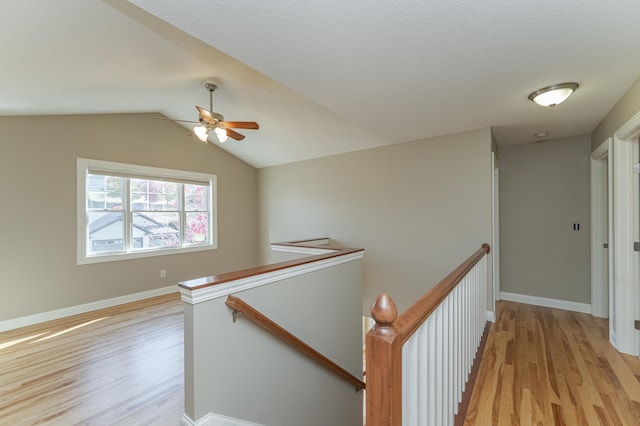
[160,269,166,278]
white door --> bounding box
[491,152,500,317]
[610,113,640,356]
[591,140,612,319]
[603,158,610,319]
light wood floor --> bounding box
[464,300,640,426]
[3,296,639,425]
[0,293,184,425]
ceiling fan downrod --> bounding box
[204,82,217,113]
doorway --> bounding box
[590,139,611,321]
[491,152,500,320]
[595,110,640,356]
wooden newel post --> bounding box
[366,293,402,426]
[371,293,398,335]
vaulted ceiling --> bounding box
[2,0,640,167]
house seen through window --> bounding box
[78,159,216,264]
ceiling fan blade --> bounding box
[172,119,201,124]
[220,121,259,130]
[225,128,246,141]
[195,106,215,124]
[151,116,200,124]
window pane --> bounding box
[130,178,147,193]
[186,212,209,244]
[160,182,178,210]
[87,191,106,209]
[131,179,178,211]
[148,180,164,193]
[131,178,149,210]
[88,212,124,254]
[106,196,123,210]
[166,193,179,210]
[132,212,180,249]
[87,175,123,210]
[185,184,209,211]
[88,175,105,191]
[131,198,148,211]
[149,193,165,211]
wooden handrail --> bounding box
[394,243,490,342]
[366,243,490,425]
[225,295,366,391]
[179,246,363,291]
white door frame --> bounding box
[610,110,640,356]
[590,138,611,319]
[491,152,500,317]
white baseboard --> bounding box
[182,412,263,426]
[486,310,496,322]
[499,291,591,314]
[182,413,213,426]
[610,329,617,351]
[0,285,177,333]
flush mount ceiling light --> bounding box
[528,82,579,107]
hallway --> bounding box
[464,301,640,425]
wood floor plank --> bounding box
[464,301,640,426]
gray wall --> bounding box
[258,128,493,314]
[499,135,591,303]
[592,77,640,149]
[185,259,363,425]
[0,114,260,321]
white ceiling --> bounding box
[2,0,640,168]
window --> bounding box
[77,158,217,264]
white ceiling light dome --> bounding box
[528,83,579,107]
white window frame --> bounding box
[77,158,217,265]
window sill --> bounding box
[78,243,216,265]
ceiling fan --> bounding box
[173,82,259,143]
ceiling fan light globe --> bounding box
[214,127,228,143]
[194,125,209,142]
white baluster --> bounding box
[453,285,461,411]
[435,305,443,426]
[427,315,437,426]
[464,273,470,380]
[403,334,418,425]
[418,322,429,424]
[442,298,451,426]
